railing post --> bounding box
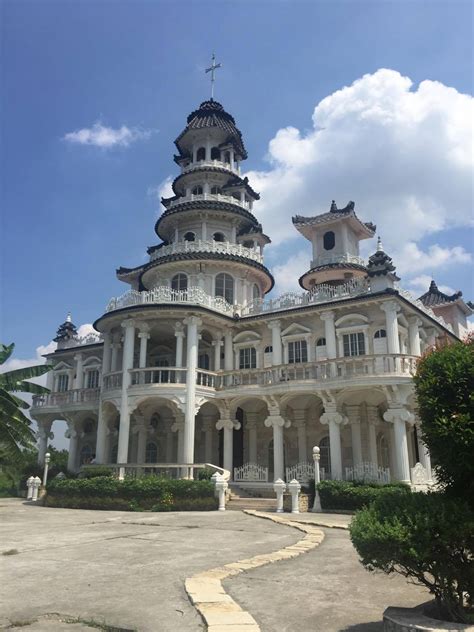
[26,476,34,500]
[312,446,322,513]
[31,476,41,502]
[288,479,301,513]
[212,472,228,511]
[273,478,286,513]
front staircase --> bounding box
[226,483,277,512]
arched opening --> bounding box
[223,151,231,164]
[192,185,203,195]
[213,232,225,242]
[210,186,222,195]
[315,337,327,361]
[319,436,331,476]
[171,273,188,292]
[183,232,195,242]
[80,444,92,465]
[252,284,261,300]
[211,147,220,160]
[145,442,158,463]
[243,240,254,249]
[215,273,234,304]
[323,231,335,251]
[378,434,390,469]
[83,419,95,435]
[198,353,210,370]
[196,147,206,161]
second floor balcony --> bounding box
[149,239,263,264]
[32,388,100,410]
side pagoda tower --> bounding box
[116,99,273,308]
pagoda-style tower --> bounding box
[292,200,376,290]
[117,99,273,307]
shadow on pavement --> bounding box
[339,622,383,631]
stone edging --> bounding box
[184,510,325,631]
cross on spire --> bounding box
[205,53,222,100]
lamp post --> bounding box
[42,452,51,487]
[312,446,322,513]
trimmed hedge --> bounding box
[45,476,218,512]
[316,480,411,511]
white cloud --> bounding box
[243,69,473,287]
[407,274,455,296]
[63,122,153,148]
[148,176,174,202]
[272,251,310,294]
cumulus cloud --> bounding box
[244,69,473,291]
[272,251,311,294]
[148,176,174,203]
[63,122,153,148]
[407,274,455,296]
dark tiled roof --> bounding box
[221,175,260,200]
[418,280,463,307]
[155,201,260,240]
[367,243,398,278]
[298,263,367,289]
[293,200,376,234]
[170,166,257,198]
[174,100,247,160]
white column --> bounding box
[138,326,150,368]
[293,410,307,463]
[230,149,235,170]
[174,323,185,368]
[366,405,379,467]
[381,301,401,354]
[66,419,79,472]
[320,311,337,359]
[268,320,282,366]
[320,410,347,480]
[101,333,112,379]
[383,408,413,483]
[264,414,290,481]
[117,320,136,464]
[346,405,363,468]
[74,354,84,390]
[95,403,108,464]
[110,338,121,372]
[135,416,148,464]
[183,316,201,469]
[37,420,52,465]
[216,417,236,476]
[212,337,222,371]
[205,137,211,161]
[224,330,233,371]
[416,424,432,482]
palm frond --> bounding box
[0,364,51,391]
[0,343,15,366]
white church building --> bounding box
[31,98,472,488]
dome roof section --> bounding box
[174,100,248,160]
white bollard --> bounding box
[31,476,42,502]
[312,446,322,513]
[42,452,51,487]
[273,478,286,513]
[288,479,301,513]
[212,473,228,511]
[26,476,34,500]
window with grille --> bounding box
[343,332,366,356]
[239,347,257,369]
[171,273,188,291]
[86,370,99,389]
[288,340,308,364]
[215,273,234,304]
[192,185,203,195]
[145,442,158,463]
[57,374,69,392]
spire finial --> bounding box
[205,53,222,100]
[377,236,384,252]
[66,312,72,323]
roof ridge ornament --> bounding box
[377,236,384,252]
[205,53,222,100]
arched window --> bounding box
[145,442,158,463]
[374,329,387,338]
[198,353,210,370]
[252,284,261,300]
[211,147,220,160]
[215,273,234,304]
[192,185,203,195]
[80,444,92,465]
[323,231,335,251]
[319,436,331,475]
[378,434,390,469]
[83,419,95,434]
[239,347,257,369]
[373,329,388,355]
[183,232,195,242]
[196,147,206,161]
[210,186,221,195]
[223,151,231,164]
[264,346,273,354]
[171,273,188,291]
[150,413,160,430]
[243,240,254,249]
[213,232,225,242]
[315,337,327,361]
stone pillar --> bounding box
[183,316,201,469]
[380,301,401,354]
[246,412,259,464]
[212,337,222,371]
[138,325,150,369]
[366,405,379,467]
[264,413,290,481]
[320,311,337,359]
[110,336,121,372]
[117,320,136,464]
[407,317,422,357]
[346,405,363,468]
[66,419,79,472]
[383,408,414,484]
[37,420,52,465]
[416,424,433,483]
[135,416,148,464]
[268,320,282,366]
[320,410,347,480]
[101,333,112,379]
[293,410,307,463]
[95,404,108,463]
[216,416,240,477]
[224,330,233,371]
[74,353,84,390]
[174,323,185,368]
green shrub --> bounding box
[316,480,411,511]
[413,337,474,505]
[197,467,215,480]
[350,492,474,623]
[80,466,115,479]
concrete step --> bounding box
[226,497,276,512]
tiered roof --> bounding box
[292,200,376,236]
[419,280,463,307]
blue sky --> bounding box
[1,0,473,362]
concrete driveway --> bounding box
[0,499,428,631]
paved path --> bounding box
[0,499,428,631]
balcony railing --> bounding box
[149,239,263,264]
[32,388,100,408]
[310,253,366,269]
[167,192,252,211]
[181,159,240,176]
[215,354,417,389]
[103,368,218,390]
